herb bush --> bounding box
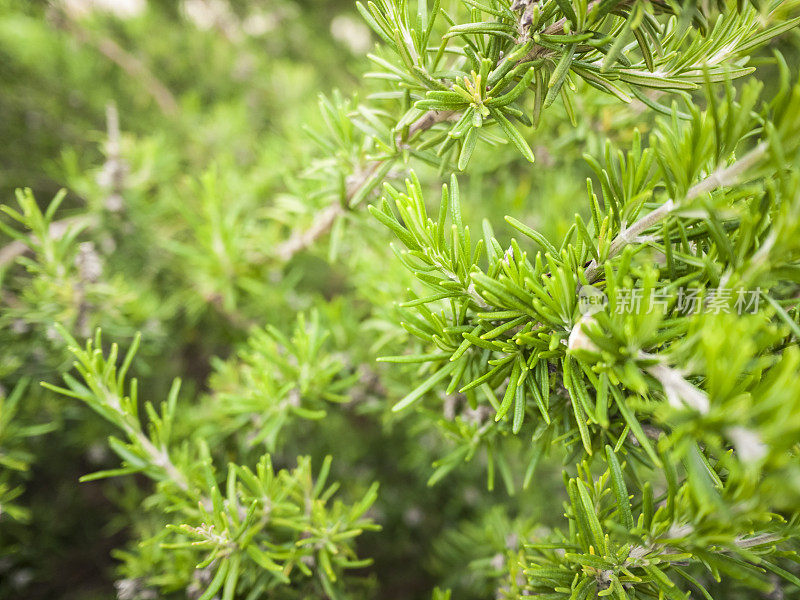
[1,1,800,599]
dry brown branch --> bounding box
[274,202,347,263]
[54,9,179,116]
[274,159,388,262]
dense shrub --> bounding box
[1,1,800,599]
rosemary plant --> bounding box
[1,0,800,599]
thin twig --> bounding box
[583,142,768,282]
[274,160,386,262]
[274,202,347,262]
[624,524,782,569]
[100,102,128,212]
[521,0,604,61]
[55,10,178,116]
[583,199,676,282]
[683,142,767,202]
[403,109,459,145]
[276,107,464,263]
[91,36,178,116]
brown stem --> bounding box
[274,202,346,263]
[521,0,605,61]
[582,142,768,283]
[404,109,459,144]
[276,102,463,263]
[274,160,387,262]
[55,10,179,116]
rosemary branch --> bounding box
[583,142,768,282]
